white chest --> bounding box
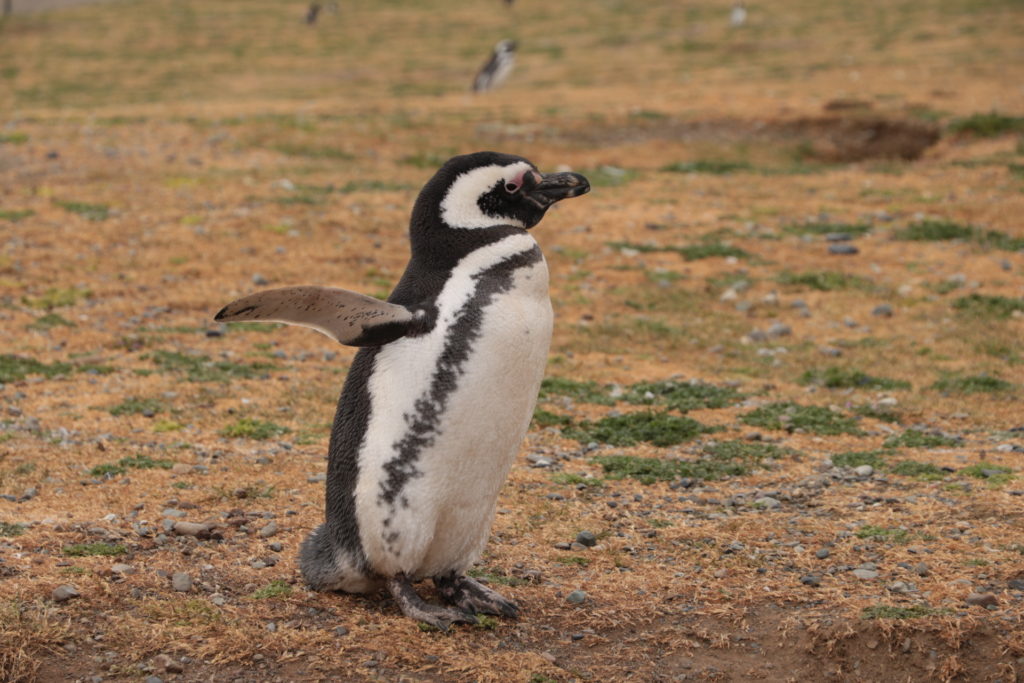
[353,234,552,577]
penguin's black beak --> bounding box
[524,171,590,209]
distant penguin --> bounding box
[473,40,517,93]
[216,152,590,629]
[730,1,747,28]
[306,2,321,24]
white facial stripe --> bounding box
[439,161,533,230]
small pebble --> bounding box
[800,574,821,587]
[872,303,894,317]
[815,548,830,560]
[252,273,269,286]
[565,590,587,604]
[965,592,998,608]
[828,244,859,255]
[754,496,780,509]
[258,521,279,538]
[575,531,597,547]
[852,569,879,580]
[52,584,80,602]
[854,465,874,477]
[171,572,192,592]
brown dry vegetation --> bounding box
[1,0,1024,681]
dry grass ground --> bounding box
[1,0,1024,681]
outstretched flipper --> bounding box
[386,573,478,631]
[434,573,520,619]
[215,286,424,347]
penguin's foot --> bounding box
[433,573,520,619]
[386,573,478,631]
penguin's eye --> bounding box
[504,181,520,194]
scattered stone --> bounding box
[872,303,894,317]
[172,521,212,538]
[171,572,192,592]
[887,581,914,593]
[553,542,571,550]
[754,496,781,510]
[825,232,853,242]
[914,563,930,577]
[307,473,326,484]
[162,508,187,518]
[333,626,349,637]
[210,594,226,606]
[145,677,164,683]
[815,548,830,560]
[153,654,184,674]
[566,590,587,604]
[818,346,842,357]
[110,563,135,576]
[713,568,729,579]
[268,542,283,552]
[252,273,269,286]
[575,531,597,547]
[800,574,821,587]
[766,322,791,338]
[258,521,279,538]
[52,584,80,602]
[965,592,998,608]
[852,569,879,580]
[854,465,874,477]
[170,463,192,475]
[828,244,859,255]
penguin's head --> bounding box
[414,151,589,233]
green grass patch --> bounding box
[89,454,174,477]
[153,420,184,433]
[889,460,946,481]
[594,453,741,483]
[150,349,277,382]
[532,408,572,428]
[0,522,25,537]
[0,209,34,222]
[893,220,974,241]
[622,380,743,412]
[108,397,162,416]
[856,525,909,543]
[63,542,126,557]
[661,160,752,174]
[271,143,353,160]
[862,604,952,620]
[608,240,748,261]
[952,294,1024,319]
[0,354,73,382]
[782,222,872,237]
[554,556,590,566]
[883,430,960,449]
[948,112,1024,137]
[799,367,910,390]
[22,287,91,310]
[564,412,712,447]
[220,417,290,440]
[931,374,1013,394]
[550,472,604,488]
[702,440,790,465]
[250,580,292,599]
[466,568,529,587]
[854,404,902,423]
[540,377,616,405]
[26,313,76,331]
[959,462,1013,486]
[741,402,861,435]
[53,200,109,221]
[0,132,29,144]
[831,450,887,469]
[776,271,874,291]
[580,166,637,187]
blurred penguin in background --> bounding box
[730,1,747,28]
[473,40,517,93]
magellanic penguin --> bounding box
[472,40,516,93]
[215,152,589,629]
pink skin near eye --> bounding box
[505,169,540,192]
